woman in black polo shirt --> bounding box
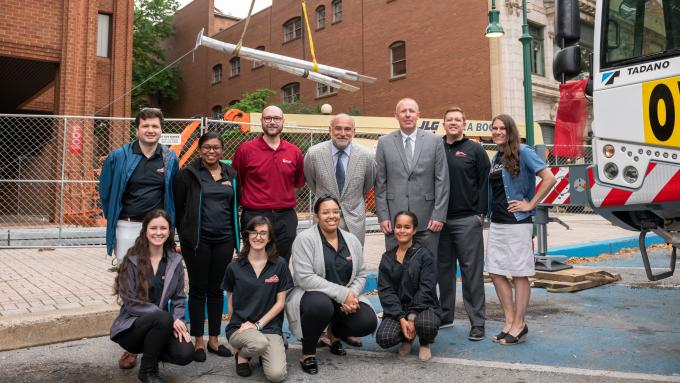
[223,216,292,382]
[376,211,441,362]
[173,132,239,361]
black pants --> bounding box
[437,215,486,325]
[113,310,194,367]
[299,291,377,355]
[375,308,440,348]
[241,208,297,263]
[181,240,234,337]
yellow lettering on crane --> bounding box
[642,76,680,148]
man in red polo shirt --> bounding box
[233,105,305,262]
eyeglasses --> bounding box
[247,230,269,239]
[262,116,283,123]
[200,145,222,152]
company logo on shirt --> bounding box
[156,167,165,174]
[282,159,293,164]
[222,180,232,187]
[455,151,467,158]
[264,274,279,284]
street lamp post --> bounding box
[486,0,535,146]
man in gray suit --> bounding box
[304,113,376,245]
[375,98,449,255]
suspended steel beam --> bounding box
[194,28,376,84]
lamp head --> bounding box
[485,9,505,38]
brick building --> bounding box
[165,0,494,120]
[0,0,133,116]
[0,0,133,223]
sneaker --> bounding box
[468,326,485,341]
[439,321,454,329]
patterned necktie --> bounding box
[336,150,345,194]
[404,137,413,170]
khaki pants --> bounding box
[229,329,287,383]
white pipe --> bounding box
[195,28,376,83]
[265,62,359,92]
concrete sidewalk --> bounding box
[0,215,661,351]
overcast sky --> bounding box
[178,0,272,17]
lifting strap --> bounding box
[300,0,319,72]
[233,0,256,57]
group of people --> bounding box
[101,99,555,383]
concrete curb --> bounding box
[0,304,118,351]
[545,233,663,258]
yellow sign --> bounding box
[643,76,680,147]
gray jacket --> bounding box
[375,129,449,231]
[110,251,186,338]
[285,225,369,338]
[304,141,376,245]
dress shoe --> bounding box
[207,344,232,357]
[329,340,347,356]
[418,346,432,362]
[398,342,412,357]
[192,348,206,362]
[468,326,485,341]
[137,372,165,383]
[235,353,252,377]
[118,352,137,369]
[491,331,508,343]
[439,321,454,329]
[300,356,319,374]
[500,324,528,345]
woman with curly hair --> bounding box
[110,209,193,383]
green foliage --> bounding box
[132,0,181,113]
[275,102,322,115]
[229,89,276,112]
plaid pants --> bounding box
[376,308,440,348]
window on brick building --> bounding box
[252,46,265,69]
[332,0,342,23]
[230,57,240,77]
[390,41,406,78]
[317,83,336,97]
[316,6,325,29]
[529,23,545,76]
[212,105,223,119]
[282,82,300,104]
[283,17,302,42]
[97,14,112,57]
[212,64,222,83]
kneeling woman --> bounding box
[286,196,378,375]
[223,216,292,382]
[110,209,194,383]
[376,211,441,362]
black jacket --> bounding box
[378,244,441,320]
[172,158,240,251]
[443,136,490,219]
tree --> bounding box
[229,89,276,112]
[132,0,181,113]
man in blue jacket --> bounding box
[99,107,179,370]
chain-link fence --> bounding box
[482,142,595,217]
[0,115,383,247]
[0,114,595,247]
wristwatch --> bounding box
[406,313,417,321]
[255,321,264,331]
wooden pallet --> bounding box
[484,268,621,293]
[532,268,621,293]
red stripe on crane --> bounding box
[652,169,680,203]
